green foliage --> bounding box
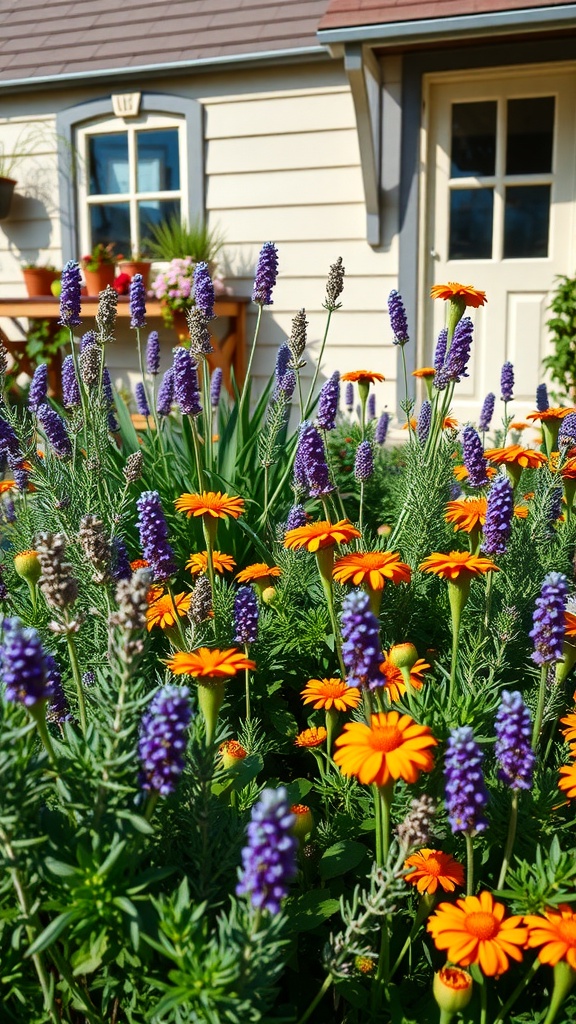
[142,215,226,263]
[543,273,576,400]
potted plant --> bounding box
[22,262,61,297]
[150,257,197,338]
[80,243,119,294]
[118,250,153,290]
[142,214,225,264]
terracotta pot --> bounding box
[0,176,16,219]
[118,260,152,289]
[83,265,116,295]
[22,267,61,297]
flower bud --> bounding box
[433,967,473,1016]
[220,739,247,769]
[262,585,278,606]
[14,550,41,585]
[290,803,314,840]
[388,642,419,671]
[355,955,376,975]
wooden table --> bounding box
[0,295,249,396]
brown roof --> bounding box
[319,0,571,30]
[0,0,329,85]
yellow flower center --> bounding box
[422,856,442,876]
[557,919,576,945]
[369,725,403,752]
[464,912,499,940]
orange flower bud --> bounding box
[433,967,473,1015]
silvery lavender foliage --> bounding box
[433,328,448,373]
[478,392,495,433]
[146,331,160,375]
[285,504,307,533]
[500,361,514,402]
[157,367,174,417]
[345,382,354,411]
[530,571,568,666]
[236,787,297,914]
[444,726,489,835]
[494,691,535,791]
[434,317,473,390]
[324,256,345,311]
[173,347,202,417]
[28,363,48,413]
[110,536,131,582]
[136,490,177,582]
[210,367,223,408]
[129,274,147,329]
[36,405,72,459]
[59,261,82,327]
[288,308,307,368]
[123,450,143,484]
[186,306,213,356]
[1,619,52,706]
[536,383,549,412]
[193,261,215,320]
[461,424,489,488]
[233,586,259,645]
[138,685,192,796]
[367,393,376,421]
[396,795,437,851]
[188,575,212,626]
[95,287,117,343]
[558,413,576,451]
[294,422,333,497]
[354,440,373,481]
[80,344,101,387]
[482,474,514,556]
[35,532,79,610]
[61,356,81,408]
[340,590,383,690]
[375,411,390,445]
[387,289,409,346]
[317,371,340,431]
[135,382,150,417]
[252,242,279,306]
[417,401,431,444]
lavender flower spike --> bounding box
[530,571,568,666]
[210,368,223,408]
[28,363,48,413]
[294,422,334,498]
[536,383,549,412]
[482,474,513,556]
[388,289,409,346]
[461,424,489,488]
[444,726,489,835]
[317,371,340,431]
[138,685,192,795]
[157,367,174,417]
[558,413,576,451]
[340,589,383,690]
[146,331,160,375]
[354,440,373,481]
[0,415,21,459]
[129,273,147,329]
[234,585,259,645]
[478,393,495,433]
[433,328,448,373]
[417,401,431,444]
[1,618,51,706]
[495,691,535,791]
[285,504,307,533]
[367,393,376,421]
[136,490,177,581]
[37,404,72,459]
[252,242,279,306]
[61,355,81,408]
[59,261,82,327]
[236,787,297,914]
[173,347,202,417]
[193,261,215,320]
[500,361,514,403]
[434,317,473,390]
[344,381,354,412]
[135,382,150,418]
[375,411,390,445]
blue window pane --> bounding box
[451,102,497,178]
[449,189,493,260]
[504,185,550,259]
[89,134,129,195]
[138,199,181,250]
[506,98,554,175]
[136,129,180,192]
[90,203,131,255]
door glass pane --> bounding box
[138,199,181,250]
[90,202,131,254]
[89,134,129,194]
[506,97,554,175]
[449,189,493,260]
[136,129,180,192]
[451,102,497,178]
[503,185,550,258]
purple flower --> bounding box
[252,242,279,306]
[129,274,147,329]
[1,619,51,707]
[37,404,72,459]
[59,261,82,328]
[146,331,160,375]
[173,347,202,417]
[80,331,96,352]
[157,367,174,417]
[433,328,448,373]
[461,425,489,488]
[548,487,563,528]
[375,411,390,445]
[340,589,383,690]
[434,318,473,390]
[388,289,409,346]
[234,585,259,645]
[210,368,223,408]
[367,393,376,421]
[193,261,215,320]
[0,415,21,460]
[344,382,354,411]
[558,413,576,451]
[478,393,495,433]
[417,401,431,443]
[273,342,296,400]
[482,474,513,556]
[111,535,132,581]
[354,439,373,481]
[102,366,113,405]
[61,356,81,408]
[444,726,489,835]
[500,361,514,402]
[138,685,192,796]
[285,504,307,533]
[530,572,568,666]
[136,490,177,582]
[317,371,340,431]
[294,422,333,498]
[135,382,150,417]
[495,691,535,791]
[45,652,70,724]
[236,787,297,914]
[536,383,549,412]
[0,566,8,602]
[28,363,48,413]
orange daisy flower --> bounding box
[341,371,385,385]
[284,519,361,553]
[186,550,236,576]
[236,563,282,584]
[379,650,429,702]
[510,422,530,431]
[560,711,576,742]
[443,416,459,430]
[146,591,191,631]
[174,490,245,520]
[453,464,496,482]
[166,647,255,678]
[333,710,437,788]
[430,282,487,308]
[484,445,547,470]
[560,457,576,481]
[0,480,15,493]
[427,892,527,977]
[301,677,361,712]
[558,762,576,799]
[333,551,411,590]
[445,497,528,533]
[295,726,327,748]
[419,551,498,581]
[412,367,436,379]
[402,418,418,431]
[524,906,576,969]
[130,558,149,571]
[404,848,465,895]
[565,612,576,639]
[219,739,247,768]
[526,407,575,423]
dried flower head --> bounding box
[324,256,345,311]
[124,450,143,483]
[78,514,112,584]
[186,305,213,356]
[35,532,79,611]
[95,285,118,343]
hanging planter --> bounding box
[0,177,16,220]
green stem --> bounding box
[380,785,392,861]
[30,705,58,768]
[532,664,549,749]
[167,583,188,650]
[304,309,333,418]
[373,784,383,866]
[202,519,217,629]
[296,974,333,1024]
[244,643,251,723]
[492,960,540,1024]
[238,304,263,423]
[497,790,519,889]
[66,631,87,734]
[359,480,365,537]
[401,345,414,436]
[480,974,488,1024]
[190,416,205,491]
[465,832,475,896]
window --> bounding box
[77,115,186,256]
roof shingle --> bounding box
[318,0,572,30]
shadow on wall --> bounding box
[2,192,53,265]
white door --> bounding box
[423,65,576,421]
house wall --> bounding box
[0,61,399,415]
